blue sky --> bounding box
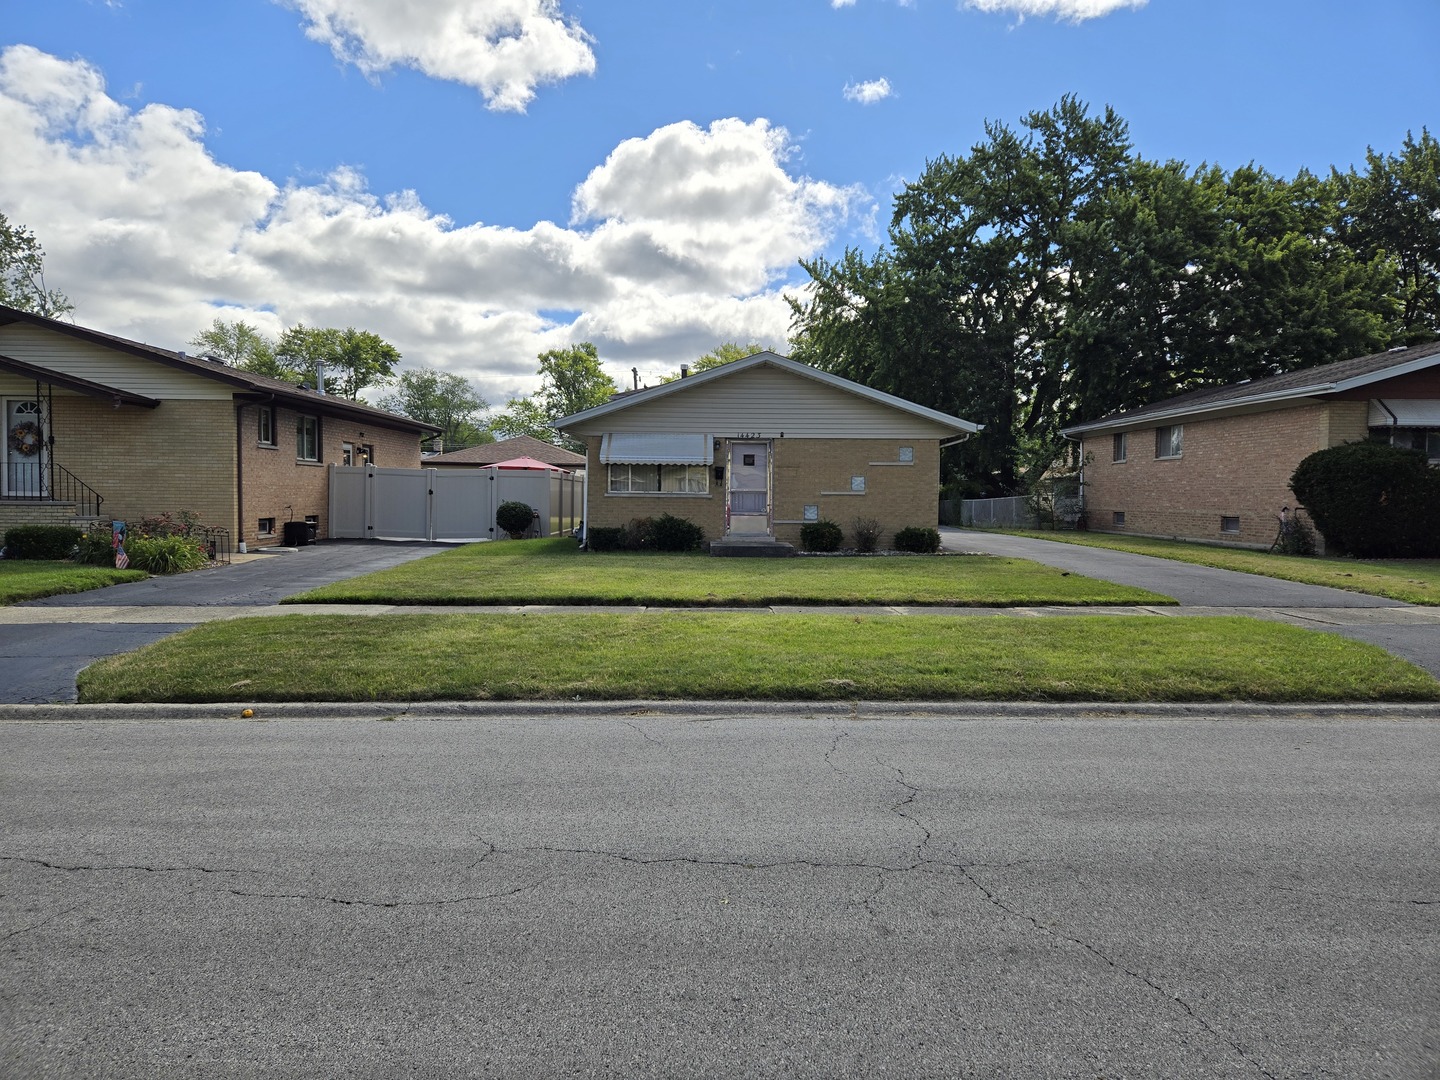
[2,0,1436,404]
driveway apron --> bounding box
[943,528,1440,678]
[0,542,449,704]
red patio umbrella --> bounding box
[488,456,569,472]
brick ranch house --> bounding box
[555,351,981,549]
[0,304,437,549]
[1060,340,1440,549]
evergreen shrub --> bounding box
[800,519,843,552]
[894,526,941,554]
[1290,443,1440,557]
[2,524,82,560]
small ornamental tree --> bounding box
[495,501,535,539]
[1290,442,1440,557]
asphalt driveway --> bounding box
[0,541,449,704]
[944,527,1440,677]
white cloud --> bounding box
[843,78,893,105]
[280,0,596,112]
[0,47,865,404]
[964,0,1146,22]
[831,0,858,7]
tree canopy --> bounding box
[0,214,72,318]
[189,319,284,377]
[378,368,492,451]
[788,97,1414,496]
[490,343,617,451]
[660,342,768,383]
[276,325,400,400]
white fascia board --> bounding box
[1331,350,1440,392]
[1062,387,1335,437]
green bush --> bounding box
[3,524,82,560]
[894,526,941,554]
[625,517,657,551]
[1275,515,1318,557]
[126,534,209,574]
[852,516,881,554]
[74,527,119,566]
[800,519,843,552]
[1290,442,1440,557]
[651,513,705,552]
[586,526,627,552]
[495,501,536,539]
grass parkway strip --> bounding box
[76,613,1440,704]
[0,560,146,605]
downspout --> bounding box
[580,440,590,548]
[235,403,246,551]
[1373,399,1398,444]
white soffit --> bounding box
[1369,399,1440,426]
[599,433,714,465]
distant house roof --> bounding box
[0,303,440,436]
[427,434,586,468]
[554,351,981,437]
[1062,340,1440,437]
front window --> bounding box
[297,415,319,461]
[1155,425,1183,459]
[608,464,709,494]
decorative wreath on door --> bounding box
[9,420,42,457]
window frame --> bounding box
[1155,425,1183,459]
[296,415,320,462]
[257,405,276,447]
[607,463,709,495]
[1220,515,1241,534]
[1112,432,1127,463]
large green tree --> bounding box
[1334,128,1440,343]
[490,343,617,451]
[0,214,72,318]
[276,325,401,400]
[660,342,767,383]
[378,368,492,451]
[188,319,289,378]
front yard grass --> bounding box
[286,537,1175,607]
[0,560,146,604]
[1000,530,1440,605]
[76,612,1439,704]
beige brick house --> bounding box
[0,304,436,549]
[555,352,980,548]
[1061,341,1440,549]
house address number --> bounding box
[732,432,781,439]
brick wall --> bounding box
[52,398,238,535]
[238,403,422,547]
[582,436,940,546]
[1080,402,1365,548]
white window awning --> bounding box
[599,433,713,465]
[1369,399,1440,426]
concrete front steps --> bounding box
[709,537,796,558]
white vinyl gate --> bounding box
[328,464,582,542]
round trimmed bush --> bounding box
[495,501,536,539]
[1290,442,1440,558]
[893,526,941,554]
[800,519,843,552]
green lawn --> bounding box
[76,612,1439,704]
[287,537,1175,607]
[0,560,147,604]
[999,530,1440,605]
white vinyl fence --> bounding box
[328,464,582,543]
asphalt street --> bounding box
[2,710,1436,1079]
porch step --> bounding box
[709,537,796,558]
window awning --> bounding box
[1369,399,1440,426]
[599,433,713,465]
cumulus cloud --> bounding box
[964,0,1146,21]
[831,0,858,7]
[843,78,893,105]
[0,47,864,401]
[280,0,596,112]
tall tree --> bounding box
[188,319,289,377]
[490,342,617,451]
[1335,128,1440,343]
[378,368,492,451]
[276,325,401,400]
[0,214,72,318]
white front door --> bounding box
[3,399,46,498]
[727,441,770,535]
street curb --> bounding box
[3,700,1439,723]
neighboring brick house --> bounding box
[1061,341,1440,549]
[426,434,586,471]
[555,351,980,548]
[0,304,437,549]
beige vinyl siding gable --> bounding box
[0,324,232,400]
[569,363,957,439]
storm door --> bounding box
[727,441,771,536]
[3,398,46,498]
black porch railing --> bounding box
[3,460,104,518]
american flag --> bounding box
[115,550,128,570]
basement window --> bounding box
[1112,511,1126,527]
[1221,516,1240,534]
[258,517,276,537]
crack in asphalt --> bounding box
[0,903,85,944]
[2,854,251,876]
[1266,882,1439,906]
[616,719,664,747]
[226,884,534,909]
